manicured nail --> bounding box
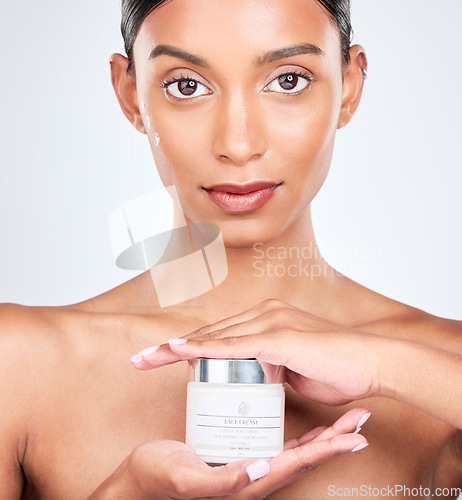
[188,359,199,370]
[355,412,371,433]
[139,346,159,357]
[246,459,270,482]
[130,353,143,364]
[351,443,369,453]
[168,338,187,345]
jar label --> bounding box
[194,393,282,458]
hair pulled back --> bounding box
[121,0,352,75]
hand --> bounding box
[131,299,386,405]
[89,408,369,500]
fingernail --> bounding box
[354,426,362,434]
[188,359,199,370]
[168,338,187,345]
[351,443,369,453]
[139,346,159,357]
[130,353,143,364]
[355,412,371,433]
[246,459,270,482]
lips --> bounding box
[203,181,282,213]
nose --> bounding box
[212,92,268,166]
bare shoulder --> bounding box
[374,300,461,353]
[0,302,40,411]
[0,302,93,362]
[0,302,68,391]
[0,298,192,498]
[0,302,65,497]
[405,308,462,353]
[0,302,58,371]
[0,302,114,409]
[341,277,462,353]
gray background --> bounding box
[0,0,461,321]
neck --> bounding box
[156,205,343,323]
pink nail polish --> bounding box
[246,459,270,482]
[356,412,371,428]
[130,353,143,364]
[355,412,371,433]
[351,443,369,453]
[188,359,199,370]
[139,346,159,357]
[168,338,187,345]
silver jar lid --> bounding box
[193,358,285,384]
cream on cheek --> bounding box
[140,101,157,140]
[139,104,186,189]
[148,124,161,147]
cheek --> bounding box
[266,86,340,204]
[268,83,340,157]
[145,110,207,187]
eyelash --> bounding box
[160,70,314,100]
[160,73,195,90]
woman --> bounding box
[1,0,461,498]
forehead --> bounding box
[133,0,341,69]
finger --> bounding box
[130,343,184,370]
[166,332,266,360]
[128,301,277,369]
[130,313,284,370]
[182,298,297,341]
[183,310,259,341]
[129,334,255,371]
[244,433,369,498]
[180,458,271,497]
[283,426,328,450]
[131,329,276,370]
[313,408,371,442]
[164,333,296,370]
[131,300,308,370]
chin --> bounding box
[183,195,299,249]
[217,217,286,250]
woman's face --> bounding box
[131,0,349,247]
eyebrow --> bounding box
[147,43,325,69]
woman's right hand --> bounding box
[88,407,369,499]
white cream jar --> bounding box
[186,358,285,464]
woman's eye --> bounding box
[162,78,210,100]
[266,73,312,94]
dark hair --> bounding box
[121,0,352,76]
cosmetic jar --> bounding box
[186,358,285,464]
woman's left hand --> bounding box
[131,299,387,406]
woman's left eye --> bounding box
[160,77,210,100]
[265,72,313,94]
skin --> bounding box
[0,0,461,498]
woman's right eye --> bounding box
[161,77,211,100]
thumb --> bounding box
[246,433,368,497]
